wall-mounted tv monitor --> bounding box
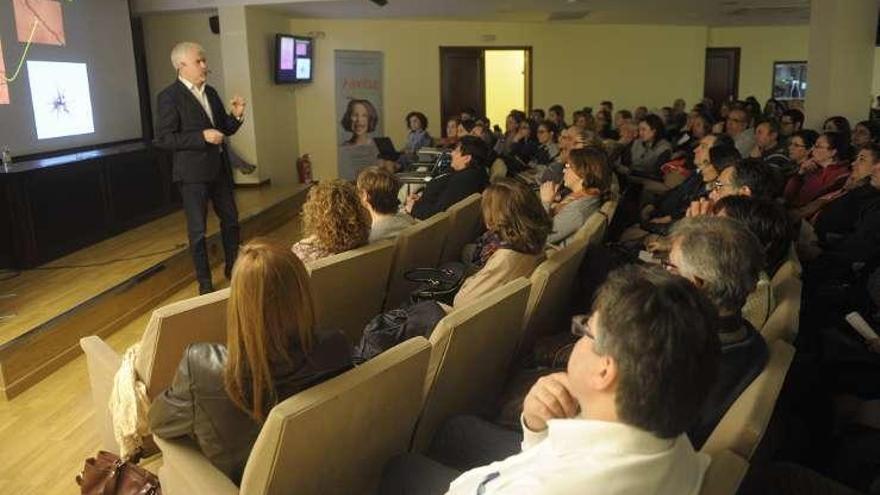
[275,34,313,84]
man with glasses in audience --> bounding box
[666,216,769,448]
[726,107,756,158]
[687,158,778,217]
[380,265,722,495]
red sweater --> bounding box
[784,162,850,207]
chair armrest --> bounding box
[80,336,123,453]
[154,436,239,495]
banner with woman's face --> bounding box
[335,50,383,180]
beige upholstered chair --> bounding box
[411,278,532,451]
[566,209,608,248]
[521,233,590,353]
[155,337,432,495]
[384,212,451,310]
[699,450,749,495]
[80,288,230,453]
[701,340,795,460]
[307,240,396,343]
[489,158,507,182]
[599,197,619,224]
[439,193,483,264]
[761,275,802,343]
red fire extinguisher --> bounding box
[296,154,313,184]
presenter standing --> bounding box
[155,42,249,294]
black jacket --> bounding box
[689,316,768,449]
[154,80,243,183]
[411,165,488,220]
[149,331,352,484]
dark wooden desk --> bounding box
[0,142,180,268]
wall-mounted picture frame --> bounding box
[772,61,807,101]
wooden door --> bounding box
[704,48,741,107]
[440,48,484,137]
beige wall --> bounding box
[141,11,224,127]
[289,18,709,180]
[708,26,810,104]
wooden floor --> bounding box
[0,182,303,346]
[0,214,303,494]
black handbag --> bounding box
[405,261,466,305]
[353,300,447,363]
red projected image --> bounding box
[0,39,9,105]
[13,0,66,46]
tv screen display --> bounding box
[275,34,313,84]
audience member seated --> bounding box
[806,159,880,283]
[641,137,738,231]
[529,108,545,122]
[548,104,567,130]
[539,147,611,245]
[149,239,353,484]
[712,196,794,328]
[437,117,461,148]
[613,109,633,131]
[784,132,851,208]
[494,110,528,158]
[531,120,560,166]
[727,107,756,158]
[356,165,415,243]
[404,111,433,157]
[686,158,779,218]
[408,136,490,220]
[750,119,793,176]
[798,143,879,224]
[595,109,618,140]
[625,114,672,177]
[763,98,786,121]
[851,120,879,149]
[379,265,722,495]
[824,115,853,144]
[786,129,819,181]
[453,178,551,309]
[667,216,769,448]
[292,180,370,263]
[780,109,805,142]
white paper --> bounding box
[27,61,95,140]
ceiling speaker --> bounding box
[370,0,388,6]
[209,15,220,34]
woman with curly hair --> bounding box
[454,178,552,309]
[292,180,371,263]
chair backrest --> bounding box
[489,158,507,182]
[412,278,532,451]
[567,209,608,248]
[600,198,619,224]
[439,193,483,264]
[240,337,431,495]
[761,276,802,343]
[135,288,230,399]
[699,450,749,495]
[521,234,590,353]
[307,240,397,344]
[384,213,451,310]
[701,340,795,460]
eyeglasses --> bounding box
[571,314,595,340]
[712,179,733,191]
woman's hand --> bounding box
[539,181,559,205]
[800,158,819,175]
[404,192,421,214]
[686,198,714,218]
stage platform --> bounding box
[0,182,309,400]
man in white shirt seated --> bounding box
[379,264,722,495]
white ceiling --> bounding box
[133,0,815,26]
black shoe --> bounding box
[199,282,214,295]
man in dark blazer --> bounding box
[155,42,250,294]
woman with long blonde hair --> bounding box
[150,239,352,484]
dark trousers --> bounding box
[178,176,240,288]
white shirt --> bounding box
[446,418,709,495]
[179,76,215,125]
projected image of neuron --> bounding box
[50,88,71,117]
[27,61,94,139]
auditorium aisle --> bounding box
[0,215,303,495]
